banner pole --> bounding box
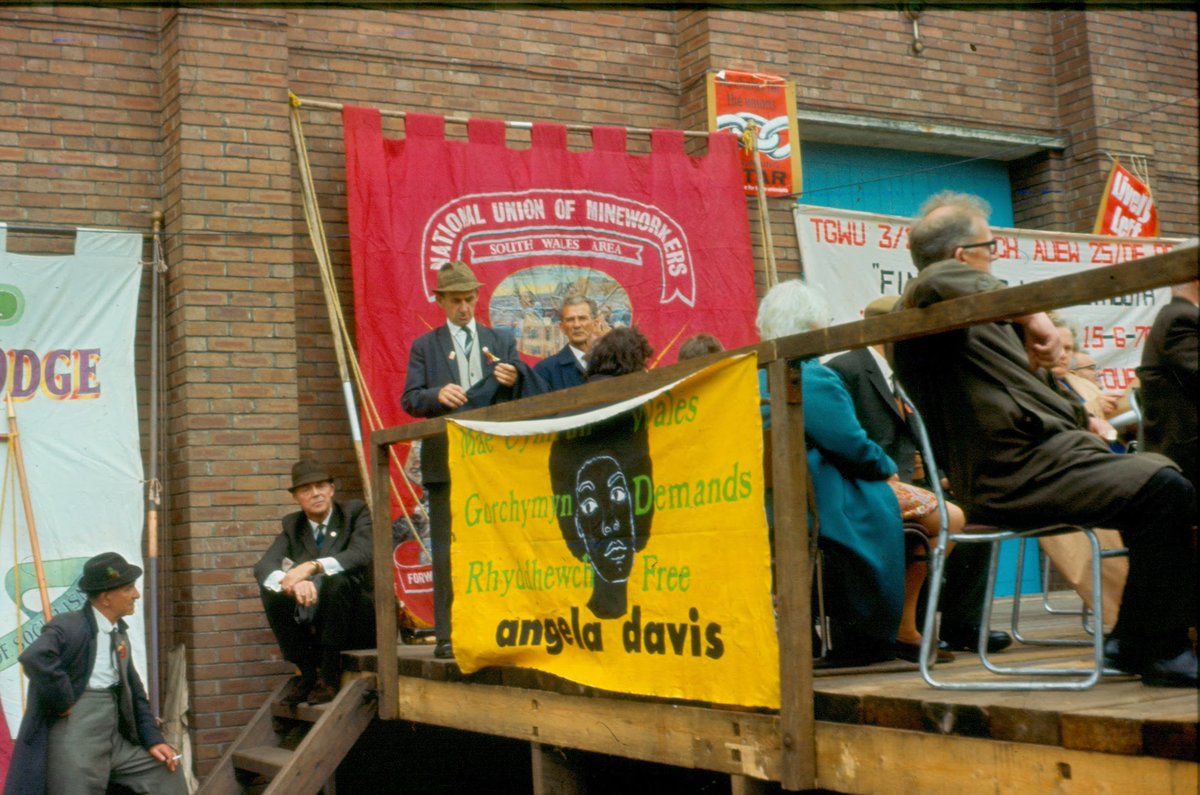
[145,211,165,715]
[4,392,52,622]
[289,94,373,505]
[744,122,779,289]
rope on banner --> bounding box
[289,93,431,558]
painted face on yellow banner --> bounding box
[550,410,654,620]
[574,455,635,583]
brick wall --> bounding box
[0,5,1194,777]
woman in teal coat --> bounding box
[758,281,905,664]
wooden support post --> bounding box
[371,431,398,720]
[531,743,585,795]
[767,356,815,792]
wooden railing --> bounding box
[367,243,1195,791]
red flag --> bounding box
[1094,160,1159,238]
[343,106,758,441]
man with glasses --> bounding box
[891,191,1196,687]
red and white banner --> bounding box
[343,107,759,436]
[706,70,802,197]
[1094,160,1159,238]
[794,205,1181,394]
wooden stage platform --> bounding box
[342,593,1198,794]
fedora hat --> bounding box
[434,260,482,293]
[79,552,142,595]
[289,460,333,492]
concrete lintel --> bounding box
[797,109,1066,161]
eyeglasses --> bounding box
[959,239,998,255]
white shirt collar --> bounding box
[92,605,117,634]
[449,319,478,339]
[569,344,587,367]
[867,345,894,386]
[308,509,332,531]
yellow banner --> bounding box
[447,356,779,708]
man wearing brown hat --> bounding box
[402,260,523,659]
[5,552,186,795]
[254,460,374,704]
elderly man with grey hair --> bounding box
[891,191,1197,687]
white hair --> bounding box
[756,280,834,341]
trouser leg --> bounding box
[261,587,319,676]
[109,728,187,795]
[428,481,452,643]
[46,690,121,795]
[315,575,376,682]
[936,543,989,635]
[1108,467,1197,659]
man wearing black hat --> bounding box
[5,552,185,795]
[402,260,523,659]
[254,460,374,705]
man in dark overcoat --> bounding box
[255,460,375,705]
[5,552,185,794]
[892,192,1196,687]
[1138,271,1198,487]
[533,295,597,392]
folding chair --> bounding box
[900,384,1111,690]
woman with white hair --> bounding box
[758,280,906,666]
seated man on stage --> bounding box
[893,191,1197,687]
[255,460,375,705]
[6,552,185,795]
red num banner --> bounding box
[343,107,759,440]
[1093,160,1159,238]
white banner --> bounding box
[794,204,1181,394]
[0,226,145,741]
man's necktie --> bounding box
[461,327,473,358]
[315,523,326,551]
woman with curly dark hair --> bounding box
[585,326,653,380]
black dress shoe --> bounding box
[1139,649,1199,688]
[895,640,954,664]
[280,674,314,706]
[1102,636,1138,674]
[940,627,1013,653]
[433,640,454,659]
[306,678,338,705]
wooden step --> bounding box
[271,701,330,723]
[233,746,292,778]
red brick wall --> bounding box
[0,5,1195,776]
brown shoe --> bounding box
[280,675,313,706]
[306,679,337,705]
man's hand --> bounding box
[148,743,179,773]
[1087,415,1118,442]
[437,383,468,409]
[1015,312,1062,371]
[493,362,518,387]
[288,578,319,608]
[1098,393,1119,416]
[280,560,320,594]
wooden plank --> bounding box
[767,357,816,791]
[265,676,377,795]
[233,746,291,778]
[815,721,1199,795]
[531,742,585,795]
[196,677,290,795]
[776,245,1197,361]
[370,437,399,721]
[394,678,782,781]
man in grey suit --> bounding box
[402,260,522,659]
[533,296,597,392]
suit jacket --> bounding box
[254,499,373,593]
[827,347,918,484]
[6,608,163,795]
[893,259,1170,526]
[532,344,586,392]
[1138,294,1198,486]
[401,323,520,484]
